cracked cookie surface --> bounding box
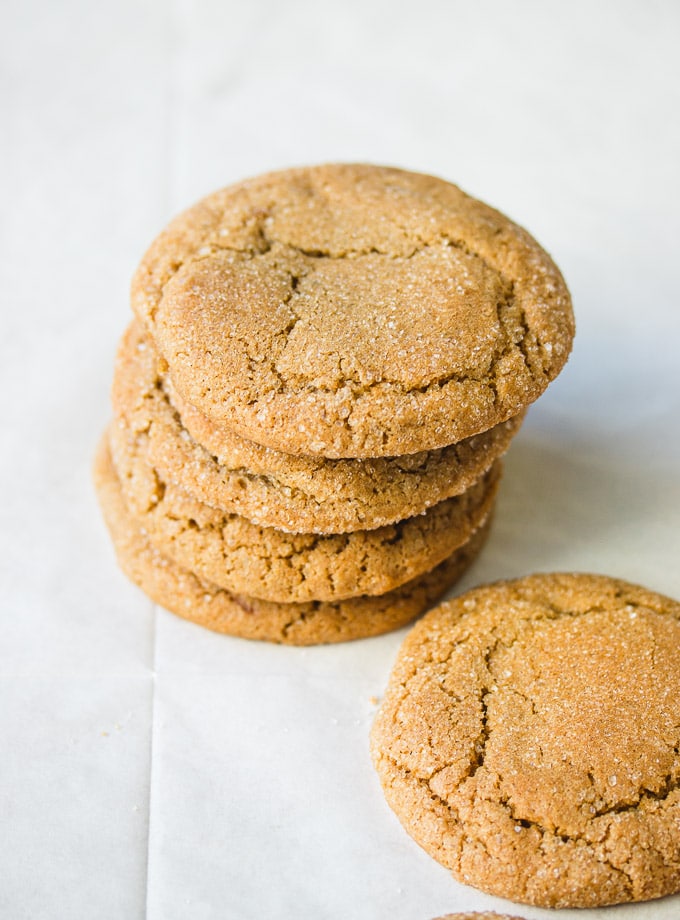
[112,322,521,533]
[131,164,573,457]
[93,437,491,645]
[371,573,680,908]
[108,422,500,604]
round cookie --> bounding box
[93,437,492,645]
[371,574,680,908]
[111,323,521,534]
[108,422,500,604]
[131,164,573,458]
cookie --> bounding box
[371,574,680,908]
[433,914,526,920]
[109,324,523,534]
[131,164,573,458]
[93,437,491,645]
[108,422,500,603]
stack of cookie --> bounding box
[94,164,574,644]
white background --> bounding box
[2,1,680,918]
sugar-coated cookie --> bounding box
[112,322,522,533]
[132,164,573,457]
[433,913,526,920]
[371,574,680,908]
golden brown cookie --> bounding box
[93,437,491,645]
[131,164,573,458]
[109,324,523,534]
[371,574,680,908]
[433,914,526,920]
[108,422,500,603]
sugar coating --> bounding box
[93,437,491,645]
[371,574,680,908]
[131,164,574,458]
[107,422,500,604]
[111,322,522,534]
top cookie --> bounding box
[132,164,573,457]
[371,573,680,908]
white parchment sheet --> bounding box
[2,1,679,917]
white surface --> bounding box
[2,1,679,917]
